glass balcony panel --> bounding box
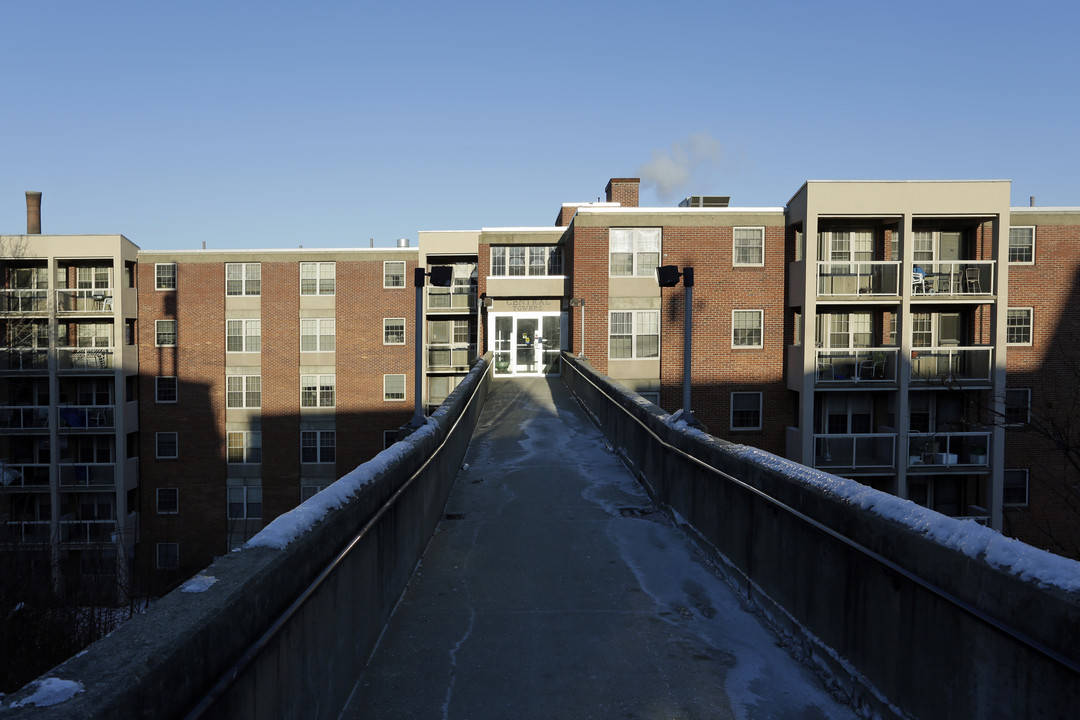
[56,289,115,312]
[57,406,115,429]
[816,348,898,384]
[817,261,900,297]
[0,289,48,312]
[909,347,992,383]
[907,431,991,467]
[910,261,994,297]
[814,433,896,470]
[57,348,115,370]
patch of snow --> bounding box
[727,444,1080,593]
[9,678,84,708]
[245,421,441,550]
[180,575,219,593]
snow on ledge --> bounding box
[180,575,219,593]
[725,445,1080,594]
[9,678,84,708]
[245,421,441,550]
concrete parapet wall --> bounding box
[561,353,1080,720]
[6,356,492,719]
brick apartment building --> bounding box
[2,177,1078,599]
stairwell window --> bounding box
[226,263,261,296]
[609,228,661,277]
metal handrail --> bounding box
[184,355,493,719]
[561,355,1080,676]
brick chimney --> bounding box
[26,191,42,234]
[605,178,639,208]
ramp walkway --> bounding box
[342,378,857,720]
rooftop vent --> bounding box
[679,195,730,208]
[397,238,410,248]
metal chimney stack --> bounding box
[26,191,42,234]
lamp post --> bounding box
[569,298,585,357]
[412,265,453,427]
[656,265,695,421]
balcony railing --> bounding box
[907,431,991,468]
[0,289,48,313]
[816,348,899,384]
[58,405,114,429]
[814,433,896,470]
[2,521,52,544]
[0,406,50,429]
[58,348,115,371]
[817,261,901,297]
[0,349,48,371]
[0,463,49,488]
[62,519,117,544]
[56,289,115,313]
[428,344,475,370]
[909,346,992,384]
[427,287,475,311]
[59,463,116,487]
[911,261,994,298]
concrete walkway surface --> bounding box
[341,378,859,720]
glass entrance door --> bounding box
[515,318,539,373]
[490,313,563,376]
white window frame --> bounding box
[300,430,336,464]
[491,246,564,277]
[383,261,406,288]
[383,430,398,449]
[608,310,659,359]
[227,375,262,409]
[226,319,262,353]
[383,318,406,345]
[609,228,661,277]
[1004,388,1031,426]
[228,485,263,520]
[225,263,261,296]
[384,373,406,401]
[156,376,178,404]
[1006,308,1033,346]
[731,392,763,431]
[156,542,179,569]
[1003,469,1030,507]
[157,488,179,515]
[300,484,326,502]
[300,374,336,408]
[300,261,336,295]
[732,310,764,349]
[1008,227,1035,265]
[155,319,177,347]
[156,432,178,459]
[300,318,335,352]
[227,431,262,464]
[155,263,177,290]
[733,227,765,267]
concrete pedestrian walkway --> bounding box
[341,378,859,720]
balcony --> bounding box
[816,348,899,385]
[2,521,51,544]
[56,288,115,313]
[427,286,475,312]
[59,463,116,487]
[907,431,991,469]
[814,433,896,471]
[57,347,115,371]
[0,289,48,314]
[817,261,901,298]
[909,346,992,384]
[0,462,49,488]
[58,405,114,430]
[0,406,50,430]
[428,344,475,371]
[62,518,117,544]
[911,261,994,299]
[0,348,48,372]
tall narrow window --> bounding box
[384,318,406,345]
[732,310,763,348]
[1006,308,1032,345]
[155,320,177,347]
[384,374,406,401]
[731,392,763,430]
[155,263,177,290]
[383,261,406,288]
[733,227,765,266]
[1008,227,1035,264]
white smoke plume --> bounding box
[638,132,724,202]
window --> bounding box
[157,488,179,514]
[383,430,398,449]
[301,485,326,502]
[156,543,179,570]
[733,227,765,266]
[731,392,763,430]
[384,261,406,288]
[300,262,336,295]
[155,320,176,347]
[301,318,335,352]
[491,246,563,276]
[384,318,406,345]
[226,319,261,353]
[227,375,261,408]
[301,374,335,408]
[155,263,177,290]
[609,228,661,277]
[1004,469,1029,506]
[1006,308,1032,345]
[301,430,336,463]
[911,313,933,347]
[227,431,262,464]
[76,322,111,348]
[609,310,659,359]
[156,376,177,403]
[732,310,763,348]
[1009,227,1035,264]
[384,374,406,401]
[156,432,178,459]
[228,486,263,520]
[226,263,261,296]
[1004,388,1030,426]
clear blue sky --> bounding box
[3,1,1077,250]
